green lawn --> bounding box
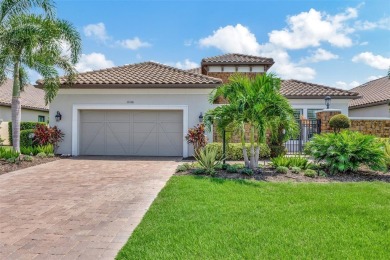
[117,176,390,259]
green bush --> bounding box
[226,165,238,173]
[291,166,301,174]
[305,131,387,174]
[318,170,327,177]
[304,169,317,178]
[270,145,287,158]
[239,168,254,176]
[8,122,46,145]
[176,163,192,173]
[276,166,288,174]
[47,153,55,158]
[271,156,310,169]
[20,144,54,156]
[23,155,33,162]
[192,168,206,175]
[205,142,270,160]
[195,147,223,175]
[36,152,47,158]
[0,147,19,160]
[20,129,35,147]
[329,114,350,133]
[384,142,390,170]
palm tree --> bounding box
[205,73,297,169]
[0,12,81,151]
[0,0,54,23]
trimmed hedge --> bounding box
[8,122,46,145]
[20,129,35,147]
[205,142,270,160]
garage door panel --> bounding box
[80,110,183,156]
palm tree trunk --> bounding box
[241,124,249,168]
[249,125,255,169]
[11,62,21,152]
[254,145,260,168]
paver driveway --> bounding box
[0,157,180,259]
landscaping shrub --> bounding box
[304,169,316,178]
[8,122,45,145]
[36,152,47,158]
[271,156,310,169]
[20,144,54,156]
[195,146,223,175]
[329,114,350,133]
[185,124,208,155]
[23,155,33,162]
[305,131,387,174]
[47,153,55,158]
[384,142,390,170]
[226,165,238,173]
[205,143,270,160]
[318,170,327,177]
[176,163,192,173]
[0,147,19,160]
[20,129,35,147]
[269,145,287,158]
[192,168,206,175]
[291,166,301,174]
[276,166,288,174]
[34,124,64,152]
[239,168,254,176]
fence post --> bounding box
[222,129,226,164]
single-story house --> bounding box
[39,53,358,157]
[0,79,49,145]
[349,76,390,118]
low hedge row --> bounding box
[205,142,270,160]
[8,122,46,145]
[20,129,35,147]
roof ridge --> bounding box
[351,75,388,90]
[201,53,273,62]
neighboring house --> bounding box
[41,53,358,157]
[349,76,390,118]
[0,79,49,145]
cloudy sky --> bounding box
[51,0,389,90]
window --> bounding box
[307,109,322,120]
[293,109,303,121]
[38,115,45,122]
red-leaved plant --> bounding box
[34,124,64,153]
[185,123,208,155]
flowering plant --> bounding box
[185,123,208,155]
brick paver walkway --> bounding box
[0,157,179,259]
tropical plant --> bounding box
[205,142,270,160]
[275,166,288,174]
[305,131,387,174]
[271,156,311,169]
[329,114,351,133]
[384,142,390,170]
[185,123,208,155]
[205,73,297,169]
[20,144,54,155]
[194,146,224,175]
[291,166,301,174]
[304,169,316,178]
[0,1,81,152]
[0,146,19,160]
[33,124,64,152]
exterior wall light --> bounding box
[325,96,332,109]
[199,112,204,123]
[55,111,62,122]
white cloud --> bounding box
[83,23,109,42]
[75,53,115,72]
[367,75,383,81]
[199,24,260,55]
[117,37,151,50]
[359,41,368,46]
[355,17,390,30]
[335,80,360,90]
[352,52,390,70]
[300,48,339,64]
[268,8,357,49]
[184,39,193,47]
[165,59,198,70]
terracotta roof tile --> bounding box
[186,67,201,74]
[41,62,222,87]
[201,53,274,65]
[0,79,48,111]
[281,80,359,98]
[349,76,390,108]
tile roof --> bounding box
[186,67,201,74]
[349,76,390,108]
[201,53,274,65]
[0,79,48,111]
[281,80,359,98]
[39,62,222,87]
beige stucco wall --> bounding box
[0,106,49,122]
[49,88,216,156]
[349,104,390,118]
[0,106,49,145]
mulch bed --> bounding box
[176,166,390,183]
[0,157,60,175]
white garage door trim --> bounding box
[72,104,189,157]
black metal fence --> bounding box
[285,119,321,154]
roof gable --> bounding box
[349,76,390,108]
[0,79,48,111]
[201,53,274,65]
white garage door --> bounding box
[79,110,183,156]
